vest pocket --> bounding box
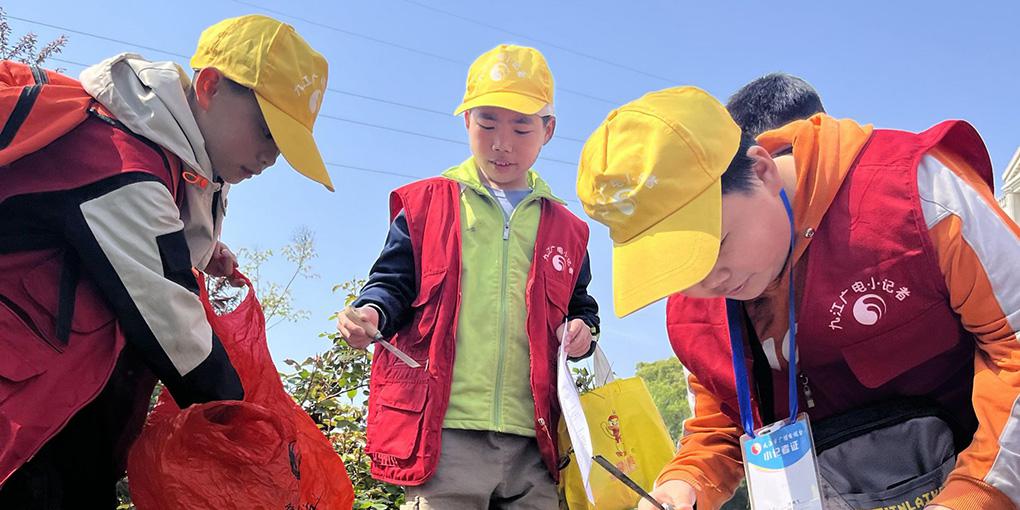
[0,297,47,405]
[22,251,116,337]
[366,379,429,463]
[841,303,964,389]
[544,275,570,329]
[409,267,448,345]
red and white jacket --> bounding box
[0,55,242,484]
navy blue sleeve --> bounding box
[353,210,417,338]
[567,251,600,360]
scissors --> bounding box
[593,455,676,510]
[341,306,421,368]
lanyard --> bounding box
[726,189,798,437]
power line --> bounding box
[49,56,89,68]
[319,113,577,166]
[52,57,588,144]
[45,58,585,192]
[47,62,579,167]
[47,57,580,165]
[322,89,588,144]
[227,0,623,106]
[7,15,190,60]
[29,18,590,147]
[396,0,679,85]
[325,161,422,181]
[40,57,585,198]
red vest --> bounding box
[668,121,992,431]
[365,177,590,485]
[0,116,183,483]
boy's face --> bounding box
[191,68,280,184]
[680,147,792,301]
[465,106,555,189]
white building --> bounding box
[1000,147,1020,223]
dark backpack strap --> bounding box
[812,397,969,454]
[30,66,48,85]
[55,249,80,346]
[0,67,46,150]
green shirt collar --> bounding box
[442,157,564,205]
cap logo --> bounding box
[593,178,639,218]
[486,52,527,82]
[308,88,323,114]
[293,73,322,95]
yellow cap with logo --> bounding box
[191,14,334,191]
[454,44,554,116]
[577,86,741,317]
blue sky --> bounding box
[7,0,1019,376]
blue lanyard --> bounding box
[726,190,798,437]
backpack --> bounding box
[0,60,94,166]
[812,397,969,509]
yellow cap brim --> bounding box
[256,94,334,192]
[612,179,722,317]
[453,91,547,116]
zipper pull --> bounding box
[503,221,510,240]
[537,417,553,441]
[799,372,816,409]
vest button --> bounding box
[804,227,815,238]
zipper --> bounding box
[0,294,63,353]
[492,207,512,427]
[538,417,554,443]
[799,372,816,409]
[487,189,539,429]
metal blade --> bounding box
[342,306,422,368]
[373,336,421,368]
[593,455,673,510]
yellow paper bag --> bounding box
[558,365,676,509]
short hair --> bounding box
[720,131,758,195]
[726,73,824,138]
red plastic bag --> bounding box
[127,272,354,509]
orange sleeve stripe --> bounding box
[927,211,1020,506]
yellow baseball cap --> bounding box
[191,14,334,191]
[577,86,741,317]
[453,44,554,116]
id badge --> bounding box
[740,413,823,510]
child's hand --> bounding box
[638,479,696,510]
[336,306,380,349]
[205,241,242,286]
[557,318,593,358]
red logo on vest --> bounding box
[828,274,912,331]
[542,245,575,275]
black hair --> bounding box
[720,131,759,195]
[220,76,251,94]
[726,73,824,138]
